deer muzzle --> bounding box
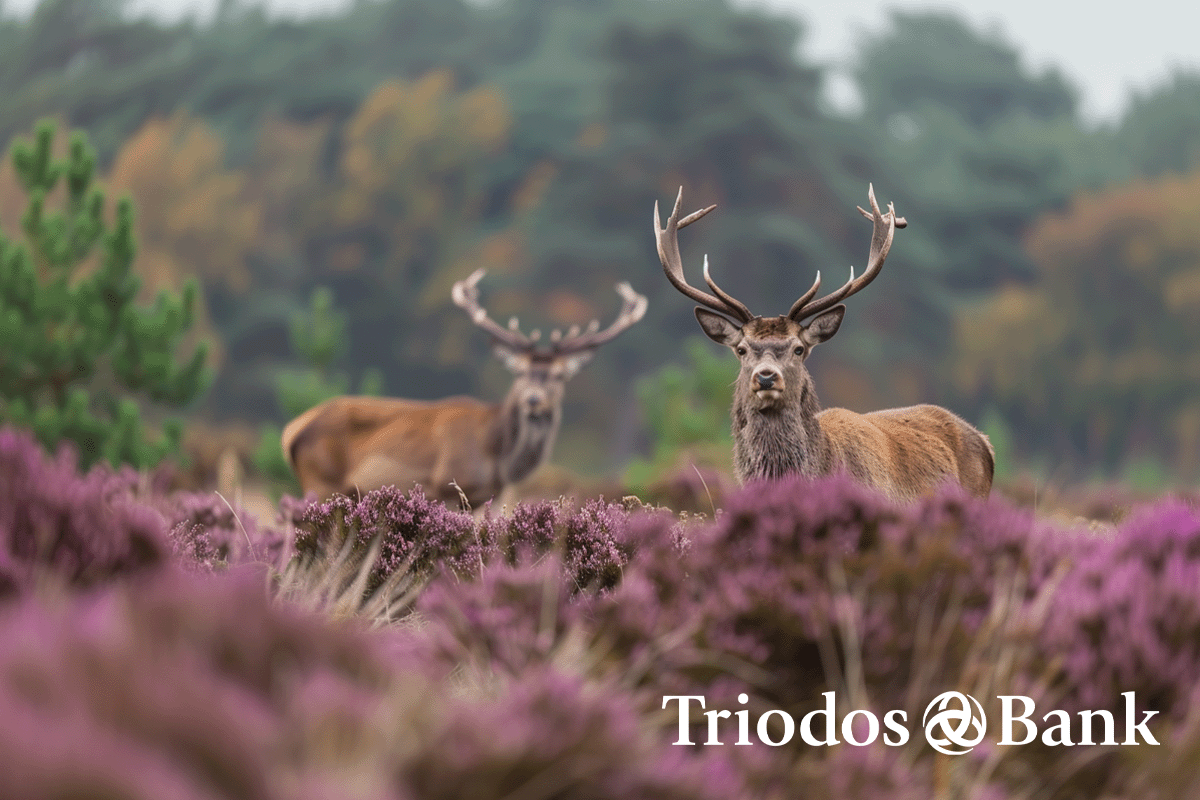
[753,369,780,391]
[522,389,552,416]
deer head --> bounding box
[654,185,906,414]
[451,269,647,481]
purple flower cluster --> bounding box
[397,558,589,682]
[0,561,744,799]
[484,497,661,591]
[163,490,289,572]
[0,570,397,800]
[0,426,168,596]
[293,487,669,595]
[578,474,1068,720]
[294,485,481,588]
[1044,499,1200,718]
[9,414,1200,798]
[402,667,745,800]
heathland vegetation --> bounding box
[4,425,1200,797]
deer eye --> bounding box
[735,346,747,357]
[794,346,805,356]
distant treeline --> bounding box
[1,0,1198,479]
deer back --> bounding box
[283,395,505,505]
[817,405,994,500]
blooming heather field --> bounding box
[3,424,1200,798]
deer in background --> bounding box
[654,185,993,501]
[282,269,647,507]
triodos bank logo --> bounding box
[662,691,1159,749]
[923,692,987,755]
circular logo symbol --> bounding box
[923,692,987,755]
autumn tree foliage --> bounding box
[320,72,522,370]
[332,71,509,281]
[955,169,1200,477]
[249,115,332,262]
[0,121,209,469]
[278,71,531,396]
[108,112,263,294]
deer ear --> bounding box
[694,308,742,347]
[493,343,531,374]
[801,305,845,346]
[558,350,594,380]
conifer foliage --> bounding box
[0,121,209,469]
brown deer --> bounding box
[654,185,993,500]
[281,269,647,507]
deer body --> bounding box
[656,186,993,501]
[283,270,646,506]
[732,391,993,499]
[282,392,560,507]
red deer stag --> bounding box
[282,269,647,507]
[654,185,993,500]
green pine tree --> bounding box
[0,120,210,469]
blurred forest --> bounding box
[1,0,1198,486]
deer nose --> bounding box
[753,370,778,390]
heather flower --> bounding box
[602,474,903,704]
[0,568,408,800]
[400,667,747,800]
[0,563,751,800]
[570,510,705,693]
[483,496,672,592]
[162,490,290,571]
[399,559,581,681]
[485,499,562,560]
[561,498,634,590]
[782,741,935,800]
[169,522,220,574]
[291,486,675,602]
[294,485,481,589]
[587,473,1070,718]
[1044,498,1200,718]
[398,510,698,689]
[0,425,168,596]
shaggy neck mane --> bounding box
[733,382,828,482]
[493,395,559,485]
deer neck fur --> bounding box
[731,377,830,484]
[491,391,561,486]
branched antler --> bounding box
[788,184,907,322]
[654,187,753,323]
[452,269,647,356]
[550,281,647,356]
[451,269,536,351]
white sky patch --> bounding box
[739,0,1200,124]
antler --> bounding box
[452,269,538,351]
[549,281,648,356]
[452,269,647,356]
[788,184,908,322]
[654,187,754,323]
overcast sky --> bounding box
[4,0,1197,124]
